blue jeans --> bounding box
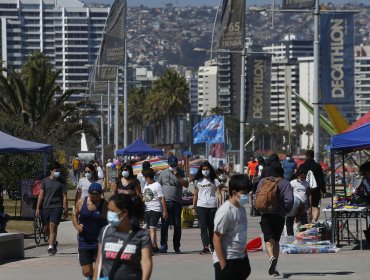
[160,200,182,250]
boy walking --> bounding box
[213,174,252,280]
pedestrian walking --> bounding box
[72,155,81,183]
[246,156,259,181]
[93,194,152,280]
[112,163,142,198]
[297,150,326,223]
[282,154,297,181]
[286,168,310,236]
[75,163,100,203]
[213,174,252,280]
[137,161,152,193]
[256,165,293,276]
[142,168,169,253]
[157,155,188,253]
[192,161,219,254]
[73,183,107,279]
[36,162,68,256]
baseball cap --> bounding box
[142,161,151,170]
[88,183,103,195]
[168,156,178,167]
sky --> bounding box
[88,0,361,7]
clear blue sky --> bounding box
[91,1,360,7]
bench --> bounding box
[0,233,24,259]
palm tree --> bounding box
[127,87,147,142]
[144,69,189,143]
[0,52,99,145]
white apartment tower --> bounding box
[263,39,313,131]
[197,60,218,116]
[185,70,199,115]
[355,45,370,118]
[0,0,109,100]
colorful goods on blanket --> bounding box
[296,222,330,242]
[280,241,340,254]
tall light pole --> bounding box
[114,66,119,154]
[240,48,246,173]
[313,0,320,162]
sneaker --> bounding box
[273,271,280,277]
[268,257,278,275]
[47,247,56,256]
[174,248,181,254]
[159,245,168,253]
[54,241,58,251]
[199,246,210,254]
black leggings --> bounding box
[196,206,217,248]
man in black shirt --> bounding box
[36,162,68,256]
[298,150,326,223]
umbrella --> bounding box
[133,158,169,175]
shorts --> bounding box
[145,210,161,228]
[78,248,97,266]
[214,255,251,280]
[42,207,63,225]
[311,188,321,208]
[260,213,285,242]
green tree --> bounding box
[144,69,189,143]
[127,87,147,142]
[0,52,99,145]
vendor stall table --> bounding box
[323,207,369,250]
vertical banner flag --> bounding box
[90,0,126,100]
[247,55,271,123]
[219,0,245,50]
[176,115,187,144]
[320,13,355,104]
[193,115,225,144]
[282,0,315,9]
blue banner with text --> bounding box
[193,115,225,144]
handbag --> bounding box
[97,225,138,280]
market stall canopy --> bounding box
[0,131,52,153]
[116,138,163,156]
[132,158,168,175]
[330,122,370,153]
[343,110,370,133]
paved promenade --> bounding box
[1,198,370,279]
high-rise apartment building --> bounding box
[198,60,218,116]
[355,45,370,118]
[185,70,199,115]
[263,39,313,130]
[0,0,109,101]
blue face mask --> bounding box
[53,172,60,178]
[122,171,130,178]
[238,194,249,205]
[107,211,122,226]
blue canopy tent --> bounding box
[116,138,163,156]
[0,131,52,153]
[329,123,370,245]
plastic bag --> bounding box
[181,208,195,228]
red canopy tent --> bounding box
[343,110,370,133]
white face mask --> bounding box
[169,166,177,171]
[85,172,92,179]
[53,172,60,178]
[202,170,210,177]
[286,157,291,161]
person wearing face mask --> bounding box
[213,174,252,280]
[192,161,220,254]
[73,183,107,280]
[157,155,188,253]
[142,168,169,253]
[93,194,152,280]
[112,163,142,199]
[75,163,100,203]
[36,162,68,256]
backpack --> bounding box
[255,177,282,212]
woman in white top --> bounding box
[192,161,220,254]
[75,163,100,203]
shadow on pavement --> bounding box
[282,271,354,278]
[0,257,37,266]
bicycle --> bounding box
[34,214,48,245]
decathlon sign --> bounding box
[320,13,355,104]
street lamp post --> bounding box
[240,48,246,174]
[313,0,320,162]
